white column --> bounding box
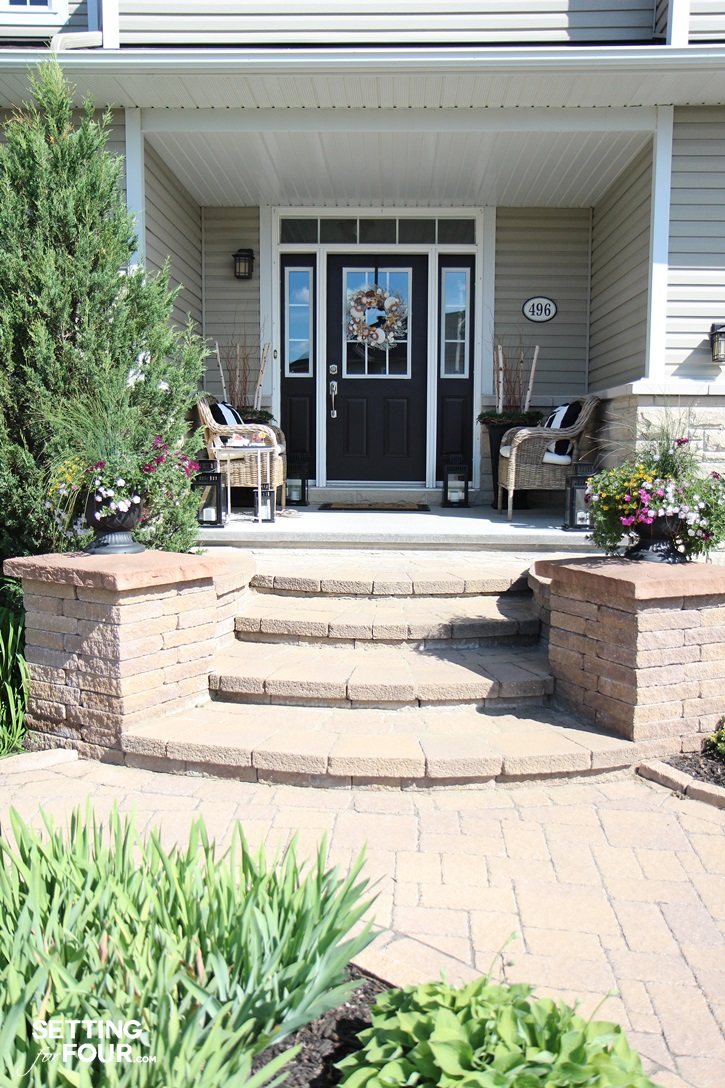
[480,206,496,397]
[645,106,674,382]
[99,0,119,48]
[124,109,145,270]
[667,0,690,46]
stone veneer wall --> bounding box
[534,557,725,745]
[2,550,254,762]
[596,392,725,473]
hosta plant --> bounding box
[0,806,374,1086]
[337,975,661,1088]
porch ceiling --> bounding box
[146,124,651,208]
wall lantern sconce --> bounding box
[710,324,725,364]
[563,462,595,532]
[232,248,255,280]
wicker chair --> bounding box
[197,394,287,503]
[497,395,600,521]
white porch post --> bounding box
[667,0,690,46]
[645,105,674,381]
[124,109,145,270]
[99,0,119,49]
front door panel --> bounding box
[326,254,428,482]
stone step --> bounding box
[235,591,539,645]
[249,563,530,598]
[121,700,683,788]
[209,641,554,708]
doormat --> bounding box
[318,502,430,512]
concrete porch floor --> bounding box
[198,500,599,551]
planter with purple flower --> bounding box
[586,434,725,562]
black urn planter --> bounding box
[84,495,145,555]
[623,517,687,564]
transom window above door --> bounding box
[344,268,411,378]
[280,217,476,245]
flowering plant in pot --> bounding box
[586,434,725,562]
[45,381,199,554]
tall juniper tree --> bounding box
[0,62,205,559]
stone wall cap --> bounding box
[3,550,242,592]
[532,557,725,600]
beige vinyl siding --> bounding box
[202,207,261,402]
[493,209,590,402]
[589,144,652,391]
[666,107,725,376]
[144,144,202,330]
[0,0,88,39]
[689,2,725,40]
[654,0,669,36]
[118,1,657,46]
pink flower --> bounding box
[620,515,636,526]
[624,494,632,502]
[675,438,690,446]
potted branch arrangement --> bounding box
[211,336,275,423]
[477,339,543,507]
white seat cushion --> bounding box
[500,444,572,466]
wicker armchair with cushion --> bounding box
[497,395,600,521]
[197,394,287,507]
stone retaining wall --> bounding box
[534,557,725,744]
[3,550,254,761]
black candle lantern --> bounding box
[285,455,309,507]
[192,469,223,527]
[710,324,725,364]
[442,457,470,508]
[254,483,276,523]
[232,248,255,280]
[563,462,595,531]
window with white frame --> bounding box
[1,0,69,23]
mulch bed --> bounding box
[253,966,390,1088]
[665,750,725,789]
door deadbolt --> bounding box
[329,365,338,375]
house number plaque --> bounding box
[523,296,557,323]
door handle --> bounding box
[329,380,338,419]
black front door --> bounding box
[325,254,428,482]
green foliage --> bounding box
[477,410,544,427]
[0,606,28,757]
[0,61,205,560]
[337,976,660,1088]
[703,716,725,760]
[586,436,725,559]
[0,806,375,1085]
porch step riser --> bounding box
[210,692,550,710]
[234,632,540,650]
[250,577,530,597]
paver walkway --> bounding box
[1,758,723,1087]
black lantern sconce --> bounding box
[710,324,725,364]
[232,248,255,280]
[563,462,595,532]
[285,455,309,507]
[254,483,276,523]
[192,467,224,527]
[442,456,470,508]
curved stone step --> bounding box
[249,565,530,598]
[234,592,539,645]
[121,700,684,788]
[209,641,553,708]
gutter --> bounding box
[2,44,725,76]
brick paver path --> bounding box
[1,760,723,1088]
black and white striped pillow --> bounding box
[543,401,582,456]
[210,402,245,427]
